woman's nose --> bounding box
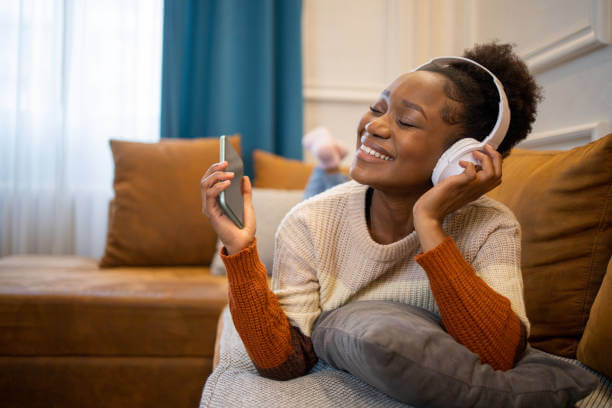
[365,119,390,139]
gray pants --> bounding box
[303,167,350,200]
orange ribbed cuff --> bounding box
[220,238,268,287]
[415,236,522,371]
[219,238,298,373]
[415,236,481,285]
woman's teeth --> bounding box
[360,144,392,161]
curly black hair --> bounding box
[422,42,543,158]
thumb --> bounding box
[242,175,253,204]
[242,176,256,231]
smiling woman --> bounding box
[200,42,542,384]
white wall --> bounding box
[470,0,612,149]
[302,0,612,163]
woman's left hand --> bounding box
[413,144,503,226]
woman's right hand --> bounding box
[200,161,256,255]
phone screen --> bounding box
[218,135,244,228]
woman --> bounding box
[201,42,541,380]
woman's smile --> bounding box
[356,144,392,162]
[357,135,394,162]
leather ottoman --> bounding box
[0,255,228,408]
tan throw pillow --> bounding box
[100,135,241,267]
[486,134,612,357]
[253,149,350,190]
[577,256,612,378]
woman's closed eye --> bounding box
[398,120,415,127]
[369,105,384,115]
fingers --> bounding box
[203,161,228,180]
[201,167,234,191]
[434,146,502,217]
[208,178,231,200]
[471,145,502,185]
[203,178,232,217]
[457,161,477,189]
[473,150,494,179]
[201,162,235,216]
[201,162,231,201]
[202,171,234,212]
[459,160,476,175]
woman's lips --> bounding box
[358,144,393,161]
[358,135,394,161]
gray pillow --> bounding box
[312,301,599,408]
[210,188,304,276]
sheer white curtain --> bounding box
[0,0,163,258]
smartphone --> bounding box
[218,135,244,229]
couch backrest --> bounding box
[254,135,612,359]
[486,134,611,357]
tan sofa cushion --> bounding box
[577,256,612,378]
[253,149,350,189]
[253,149,315,189]
[0,255,228,357]
[100,136,240,267]
[486,134,612,357]
[209,188,306,276]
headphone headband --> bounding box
[414,56,510,150]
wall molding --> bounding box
[304,83,383,103]
[518,121,610,149]
[304,0,411,104]
[522,0,612,74]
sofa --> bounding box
[0,137,239,408]
[1,134,611,408]
[202,134,612,407]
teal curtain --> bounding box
[161,0,303,177]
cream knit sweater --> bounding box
[271,180,530,337]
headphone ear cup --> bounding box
[431,138,482,185]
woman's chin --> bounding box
[348,156,362,179]
[350,157,433,192]
[349,159,379,186]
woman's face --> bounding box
[349,70,459,193]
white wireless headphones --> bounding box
[414,56,511,185]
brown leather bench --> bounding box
[0,255,227,408]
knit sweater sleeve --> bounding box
[220,238,318,381]
[270,210,322,338]
[415,222,528,371]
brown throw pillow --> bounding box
[100,135,241,267]
[253,149,350,190]
[577,256,612,378]
[486,134,612,357]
